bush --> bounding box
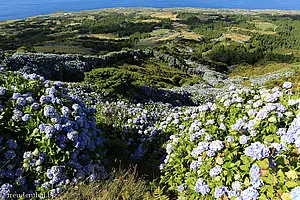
[159,83,300,199]
[0,69,106,198]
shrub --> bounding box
[0,68,106,199]
[159,83,300,199]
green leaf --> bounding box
[257,158,269,170]
[240,165,248,171]
[262,174,273,185]
[285,181,300,188]
[277,170,285,184]
[258,193,268,200]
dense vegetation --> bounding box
[0,8,300,200]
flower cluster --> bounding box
[159,82,300,199]
[0,71,106,198]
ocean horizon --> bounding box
[1,0,300,21]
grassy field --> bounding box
[30,45,92,54]
[276,49,300,57]
[138,28,201,46]
[223,33,251,42]
[87,33,129,40]
[230,26,277,35]
[149,12,178,21]
[250,21,277,31]
[229,62,300,89]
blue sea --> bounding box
[1,0,300,21]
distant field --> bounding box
[229,62,292,77]
[229,62,300,88]
[231,26,277,35]
[138,29,201,46]
[277,49,300,57]
[87,33,126,40]
[32,45,92,55]
[148,12,178,21]
[250,21,277,31]
[224,33,251,42]
[137,19,161,23]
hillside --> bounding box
[0,8,300,200]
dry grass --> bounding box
[0,20,16,25]
[157,32,181,41]
[229,62,300,89]
[224,33,251,42]
[229,62,292,77]
[276,49,300,57]
[137,19,161,23]
[249,21,277,31]
[149,29,172,36]
[56,166,154,200]
[87,34,129,40]
[149,12,178,21]
[180,31,202,40]
[231,27,277,35]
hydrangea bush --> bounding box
[0,68,106,199]
[159,84,300,199]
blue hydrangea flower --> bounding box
[6,139,17,149]
[194,178,210,195]
[67,131,79,142]
[244,142,270,160]
[31,102,40,110]
[232,118,245,131]
[206,150,216,157]
[282,82,292,89]
[241,187,259,200]
[4,150,16,159]
[44,105,56,118]
[0,87,6,96]
[23,151,33,159]
[45,125,56,139]
[291,186,300,200]
[40,95,52,104]
[178,184,186,192]
[0,183,14,199]
[12,109,23,121]
[240,135,249,145]
[209,166,222,177]
[227,190,239,198]
[17,97,27,106]
[22,114,31,122]
[214,186,228,199]
[250,164,263,189]
[219,123,227,131]
[191,142,209,157]
[209,140,224,152]
[190,161,201,170]
[205,134,212,141]
[232,181,242,191]
[12,93,22,100]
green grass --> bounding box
[229,62,300,89]
[251,21,277,31]
[56,166,167,200]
